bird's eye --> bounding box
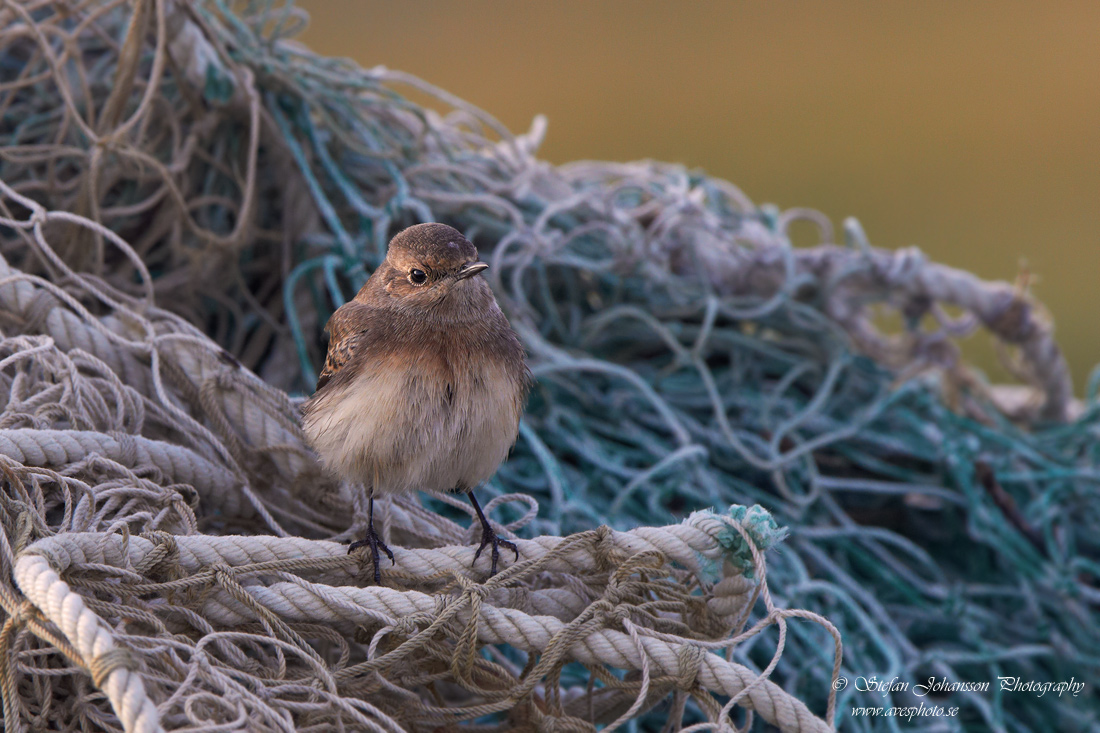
[409,269,427,285]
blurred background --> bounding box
[297,1,1100,392]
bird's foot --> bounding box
[349,525,395,583]
[473,523,519,576]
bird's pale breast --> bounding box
[303,340,524,495]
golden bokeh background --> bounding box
[297,1,1100,392]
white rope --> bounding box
[13,553,163,733]
[21,508,739,584]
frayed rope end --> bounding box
[693,504,788,581]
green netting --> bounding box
[1,2,1098,731]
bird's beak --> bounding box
[456,262,489,280]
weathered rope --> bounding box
[22,508,770,581]
[14,508,834,732]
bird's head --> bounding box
[358,223,494,318]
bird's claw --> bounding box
[349,526,395,583]
[473,524,519,576]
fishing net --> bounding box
[0,1,1097,731]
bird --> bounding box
[301,223,531,582]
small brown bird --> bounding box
[302,223,530,581]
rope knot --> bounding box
[606,606,631,625]
[89,646,138,688]
[592,598,630,627]
[392,616,422,637]
[93,131,119,151]
[213,370,239,390]
[25,206,47,229]
[134,530,181,579]
[209,564,235,588]
[602,583,630,607]
[675,644,705,691]
[591,525,616,570]
[7,600,35,627]
[107,432,140,469]
[455,574,491,600]
[12,509,36,556]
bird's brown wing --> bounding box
[316,301,373,392]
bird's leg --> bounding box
[348,493,395,583]
[467,490,518,576]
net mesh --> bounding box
[0,1,1097,731]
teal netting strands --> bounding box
[1,2,1098,731]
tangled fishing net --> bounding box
[0,1,1097,731]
